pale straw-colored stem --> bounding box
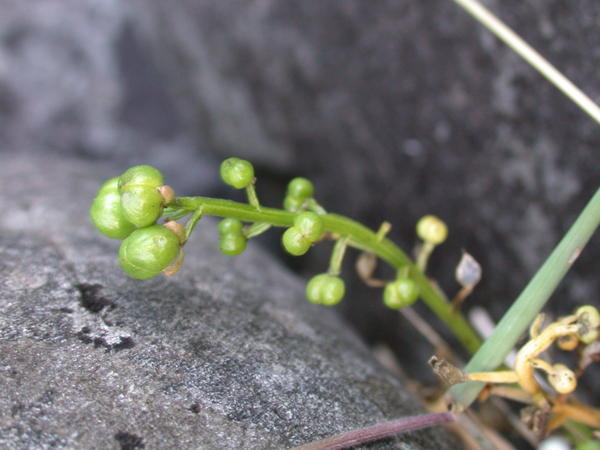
[451,0,600,125]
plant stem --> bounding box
[176,196,482,353]
[292,412,455,450]
[328,236,349,276]
[451,0,600,126]
[245,184,261,210]
[244,222,272,239]
[451,187,600,409]
[416,242,435,272]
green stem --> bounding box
[245,184,261,210]
[328,236,349,276]
[243,222,272,239]
[307,198,327,215]
[176,196,482,353]
[451,187,600,409]
[184,208,204,242]
[416,242,435,272]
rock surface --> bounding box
[0,152,453,448]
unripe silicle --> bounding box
[306,274,345,306]
[220,157,255,189]
[416,215,448,245]
[119,165,166,228]
[118,225,181,279]
[284,195,304,212]
[294,212,324,242]
[383,278,419,309]
[287,177,314,200]
[89,177,136,239]
[281,227,311,256]
[118,165,164,189]
[219,233,247,256]
[218,218,244,235]
[120,186,164,228]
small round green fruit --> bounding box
[281,227,311,256]
[383,278,419,309]
[287,177,314,199]
[220,157,255,189]
[219,233,247,256]
[416,215,448,245]
[294,212,324,242]
[283,195,304,212]
[118,165,166,228]
[89,177,136,239]
[120,186,164,228]
[118,165,164,190]
[306,274,345,306]
[218,218,244,235]
[118,225,181,279]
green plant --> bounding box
[90,160,482,354]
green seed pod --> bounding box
[283,195,304,212]
[219,233,248,256]
[118,165,164,190]
[306,274,345,306]
[287,177,314,200]
[416,215,448,245]
[89,177,136,239]
[118,165,166,228]
[118,225,181,279]
[383,278,419,309]
[120,186,164,228]
[294,212,324,242]
[220,157,255,189]
[281,227,311,256]
[218,218,244,235]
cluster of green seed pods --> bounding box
[91,157,446,313]
[90,165,182,279]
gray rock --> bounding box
[0,0,216,195]
[0,152,454,448]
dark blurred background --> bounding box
[1,1,598,381]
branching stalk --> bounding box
[176,196,482,353]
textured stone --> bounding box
[0,152,454,448]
